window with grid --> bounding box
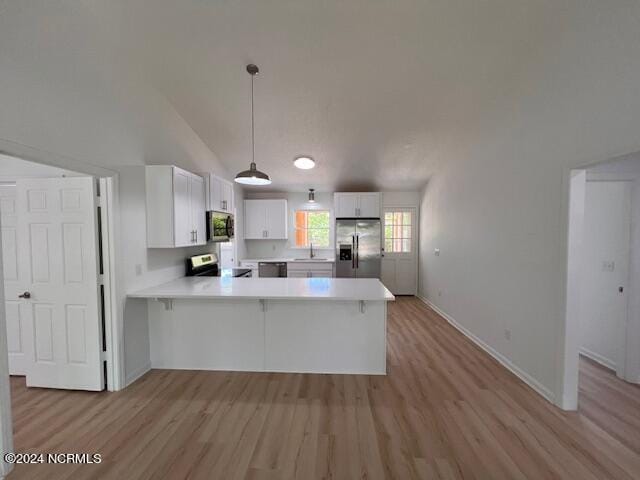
[294,210,330,248]
[384,211,412,253]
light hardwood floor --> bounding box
[7,296,640,479]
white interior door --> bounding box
[0,184,29,374]
[16,177,103,391]
[381,208,417,295]
[579,181,631,378]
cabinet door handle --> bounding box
[195,230,198,242]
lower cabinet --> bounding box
[287,271,308,278]
[239,261,335,278]
[287,262,334,278]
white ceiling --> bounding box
[2,0,569,191]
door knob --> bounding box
[18,291,31,299]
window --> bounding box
[384,211,412,253]
[295,210,330,247]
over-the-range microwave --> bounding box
[206,211,234,242]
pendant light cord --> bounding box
[251,72,255,165]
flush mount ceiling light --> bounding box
[293,156,315,170]
[308,188,316,203]
[235,64,271,186]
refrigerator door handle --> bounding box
[352,235,356,269]
[356,234,359,269]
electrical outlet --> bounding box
[434,248,440,256]
[438,290,442,297]
[504,329,511,341]
[602,260,615,272]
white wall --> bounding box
[232,185,247,265]
[382,191,421,209]
[418,2,640,405]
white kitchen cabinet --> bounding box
[358,193,381,217]
[334,193,359,218]
[243,199,288,240]
[205,173,234,213]
[309,270,333,278]
[287,271,309,278]
[334,192,381,218]
[146,165,207,248]
[287,262,334,278]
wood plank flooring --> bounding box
[7,296,640,479]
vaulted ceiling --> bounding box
[2,0,569,191]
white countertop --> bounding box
[128,277,394,302]
[241,257,335,263]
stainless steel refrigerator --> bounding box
[335,219,381,278]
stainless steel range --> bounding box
[186,253,252,277]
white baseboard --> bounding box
[125,362,151,387]
[579,347,616,371]
[416,295,556,404]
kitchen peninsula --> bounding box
[129,276,394,375]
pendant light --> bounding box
[308,188,316,203]
[235,64,271,185]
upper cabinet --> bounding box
[244,199,288,239]
[205,173,234,213]
[145,166,206,248]
[334,192,381,218]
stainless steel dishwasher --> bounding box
[258,262,288,278]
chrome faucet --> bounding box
[310,242,315,259]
